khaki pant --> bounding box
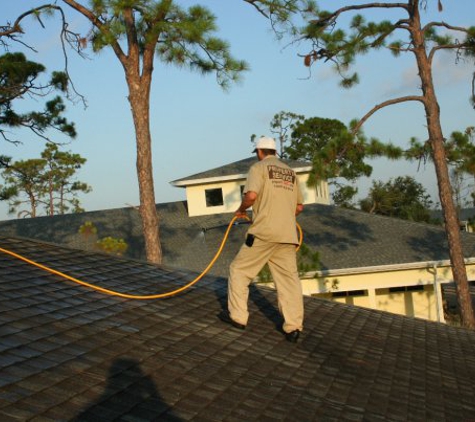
[228,237,304,333]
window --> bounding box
[388,285,424,293]
[205,188,224,207]
[407,285,424,292]
[332,290,366,298]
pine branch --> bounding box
[352,95,424,134]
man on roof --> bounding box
[218,136,304,343]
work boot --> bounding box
[217,311,246,330]
[285,330,300,343]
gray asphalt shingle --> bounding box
[1,235,475,421]
[170,157,310,185]
[2,203,475,278]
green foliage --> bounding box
[79,221,128,256]
[443,128,475,207]
[256,263,273,283]
[0,185,17,201]
[296,242,320,275]
[50,71,69,92]
[359,176,434,223]
[286,116,377,184]
[299,2,475,95]
[1,158,46,217]
[269,110,304,157]
[0,143,91,217]
[256,242,320,283]
[78,221,98,236]
[286,116,347,161]
[406,127,475,207]
[464,26,475,58]
[340,72,358,88]
[0,52,75,142]
[370,139,403,160]
[423,25,458,47]
[0,155,15,201]
[388,40,403,56]
[444,129,475,175]
[88,0,248,89]
[275,113,402,206]
[332,185,358,208]
[96,236,128,256]
[41,143,91,215]
[0,52,45,96]
[301,8,398,87]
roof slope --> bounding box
[2,203,475,277]
[170,156,311,185]
[297,204,475,271]
[1,236,475,421]
[0,201,245,276]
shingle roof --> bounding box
[2,203,475,277]
[1,235,475,421]
[170,157,311,186]
[431,207,475,222]
[297,204,475,271]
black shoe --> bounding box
[285,330,300,343]
[217,311,246,330]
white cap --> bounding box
[253,136,276,152]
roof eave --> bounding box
[301,257,475,279]
[170,173,248,187]
[170,165,313,187]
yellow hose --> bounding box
[0,216,303,299]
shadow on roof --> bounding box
[1,235,475,420]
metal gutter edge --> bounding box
[302,257,475,279]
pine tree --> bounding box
[299,0,475,327]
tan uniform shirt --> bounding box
[245,155,303,245]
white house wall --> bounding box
[186,173,329,217]
[298,173,329,205]
[186,181,243,217]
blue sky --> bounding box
[1,1,475,220]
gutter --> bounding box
[301,257,475,279]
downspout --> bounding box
[432,263,445,323]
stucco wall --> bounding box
[186,174,329,217]
[297,262,475,323]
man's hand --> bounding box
[235,191,257,218]
[234,210,248,219]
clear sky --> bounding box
[1,1,475,220]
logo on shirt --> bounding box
[267,165,296,185]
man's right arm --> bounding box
[235,191,257,218]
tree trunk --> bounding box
[126,78,162,264]
[29,192,36,218]
[411,3,475,328]
[49,174,54,216]
[429,114,475,328]
[60,184,65,215]
[60,0,163,263]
